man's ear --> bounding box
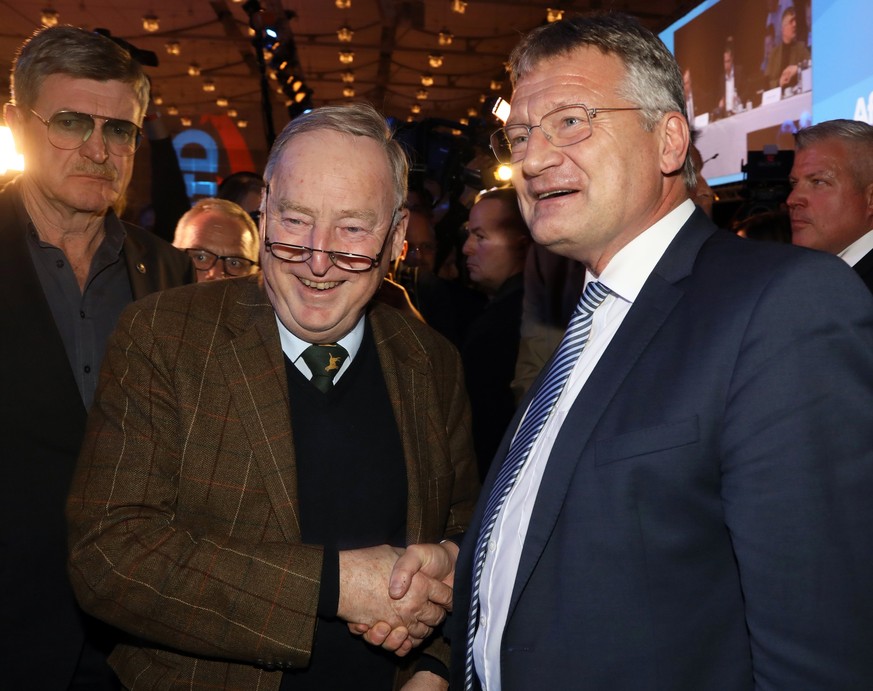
[4,103,22,137]
[390,208,409,262]
[864,181,873,227]
[659,112,690,177]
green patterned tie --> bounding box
[301,343,348,393]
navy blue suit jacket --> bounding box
[451,209,873,690]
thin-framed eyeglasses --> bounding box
[489,103,643,164]
[30,109,143,157]
[184,248,258,276]
[261,184,400,272]
[264,226,396,272]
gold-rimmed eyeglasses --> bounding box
[30,109,143,157]
[489,103,642,164]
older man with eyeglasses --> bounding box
[173,197,260,281]
[0,25,192,690]
[67,102,478,690]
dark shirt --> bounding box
[25,210,132,409]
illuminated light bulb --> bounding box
[495,164,513,181]
[165,40,181,56]
[226,108,238,118]
[338,50,355,65]
[237,120,248,128]
[490,79,502,91]
[187,62,201,77]
[40,8,60,26]
[142,14,160,32]
[343,86,355,98]
[166,105,179,115]
[180,116,192,127]
[202,80,216,92]
[428,53,444,69]
[216,97,229,107]
[411,104,422,115]
[341,71,355,84]
[337,25,354,42]
[438,29,453,46]
[420,73,434,87]
[335,0,351,7]
[451,0,467,14]
[546,8,564,23]
[467,107,477,117]
[416,89,429,100]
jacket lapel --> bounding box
[369,304,433,545]
[214,278,303,541]
[507,211,716,618]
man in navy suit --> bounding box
[788,118,873,293]
[373,12,873,690]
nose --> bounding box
[79,123,109,163]
[520,126,561,176]
[462,235,475,256]
[786,185,802,209]
[201,265,226,282]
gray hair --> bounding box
[508,12,695,189]
[10,25,150,116]
[795,119,873,190]
[264,103,409,221]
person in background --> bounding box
[460,187,530,478]
[173,197,260,281]
[217,169,266,220]
[0,25,192,689]
[764,6,811,90]
[374,13,873,689]
[788,118,873,291]
[67,103,478,690]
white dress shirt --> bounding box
[473,200,695,690]
[838,228,873,268]
[275,313,364,383]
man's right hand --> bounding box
[337,545,452,645]
[347,542,460,653]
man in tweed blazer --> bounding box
[67,104,478,690]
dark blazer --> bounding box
[0,179,193,689]
[67,276,479,690]
[853,246,873,292]
[451,209,873,690]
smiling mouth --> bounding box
[299,276,342,290]
[537,190,575,200]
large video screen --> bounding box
[659,0,873,186]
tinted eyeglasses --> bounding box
[30,109,143,157]
[184,248,258,276]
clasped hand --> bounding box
[340,542,458,656]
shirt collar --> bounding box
[837,228,873,267]
[593,199,695,304]
[275,312,364,368]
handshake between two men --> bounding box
[343,541,460,656]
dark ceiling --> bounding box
[0,0,702,158]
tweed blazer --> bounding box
[67,274,478,689]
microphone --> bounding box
[703,153,720,164]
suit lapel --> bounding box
[369,304,433,545]
[507,211,716,619]
[214,278,303,541]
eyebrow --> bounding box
[273,199,379,225]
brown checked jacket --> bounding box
[67,274,479,689]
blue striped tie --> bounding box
[464,280,611,690]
